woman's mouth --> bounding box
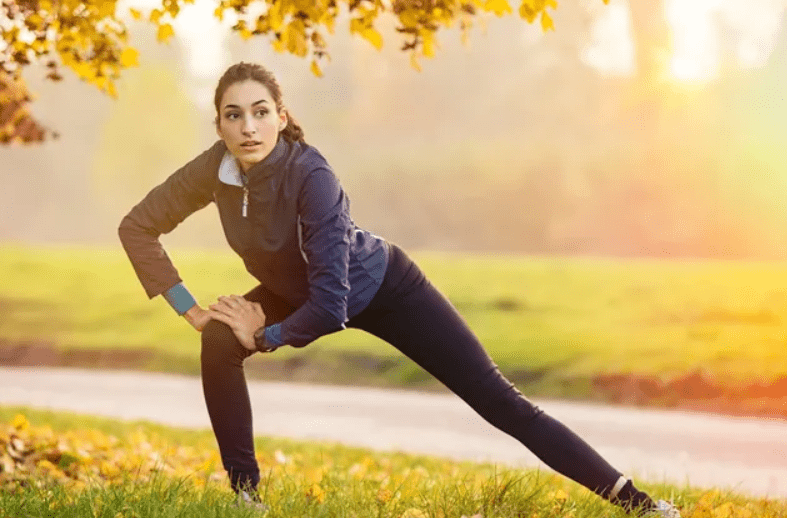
[240,141,262,149]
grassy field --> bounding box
[1,243,786,401]
[2,406,786,517]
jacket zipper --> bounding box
[241,173,249,218]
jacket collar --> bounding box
[218,137,289,187]
[218,152,244,187]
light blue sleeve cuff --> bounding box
[265,323,285,347]
[162,282,197,316]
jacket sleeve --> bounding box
[274,166,352,347]
[118,142,224,299]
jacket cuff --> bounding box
[265,323,285,347]
[162,282,197,315]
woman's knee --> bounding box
[201,319,250,364]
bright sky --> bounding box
[117,0,233,109]
[119,0,786,88]
[584,0,786,82]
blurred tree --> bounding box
[91,63,198,214]
[0,70,53,143]
[628,0,669,82]
[1,0,573,145]
[620,0,671,140]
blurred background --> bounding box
[2,0,787,258]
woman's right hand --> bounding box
[184,304,212,332]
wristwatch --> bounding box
[253,326,277,352]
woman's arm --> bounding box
[184,304,212,332]
[266,166,353,348]
[118,141,225,324]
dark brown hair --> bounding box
[213,62,305,144]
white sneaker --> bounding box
[234,490,269,512]
[646,499,682,518]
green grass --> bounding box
[1,243,786,396]
[2,406,786,518]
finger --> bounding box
[216,296,233,308]
[210,299,233,311]
[233,295,253,309]
[209,304,238,320]
[208,310,233,327]
[208,302,227,313]
[218,295,242,308]
[230,298,250,311]
[213,298,241,310]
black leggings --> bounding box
[201,243,626,501]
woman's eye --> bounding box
[256,109,268,117]
[225,113,239,120]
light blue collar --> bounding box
[218,152,245,187]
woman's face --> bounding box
[216,80,287,173]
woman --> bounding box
[119,62,680,517]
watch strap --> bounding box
[254,326,277,352]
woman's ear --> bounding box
[279,110,288,131]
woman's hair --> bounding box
[213,62,305,144]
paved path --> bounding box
[1,366,786,499]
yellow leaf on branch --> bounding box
[26,13,44,29]
[398,9,419,29]
[268,2,284,31]
[283,21,308,57]
[310,60,323,77]
[165,1,180,17]
[98,1,116,19]
[92,75,109,90]
[349,18,364,35]
[321,10,336,33]
[71,61,93,80]
[485,0,512,16]
[540,10,554,31]
[410,51,422,72]
[149,8,163,23]
[361,27,383,50]
[120,47,139,67]
[105,81,118,99]
[157,23,174,42]
[2,0,588,147]
[422,31,437,57]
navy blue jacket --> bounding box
[118,137,388,348]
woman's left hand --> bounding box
[208,295,266,351]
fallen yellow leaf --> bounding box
[376,488,393,504]
[11,414,29,431]
[305,483,326,503]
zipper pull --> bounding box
[242,187,248,218]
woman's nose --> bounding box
[242,117,256,135]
